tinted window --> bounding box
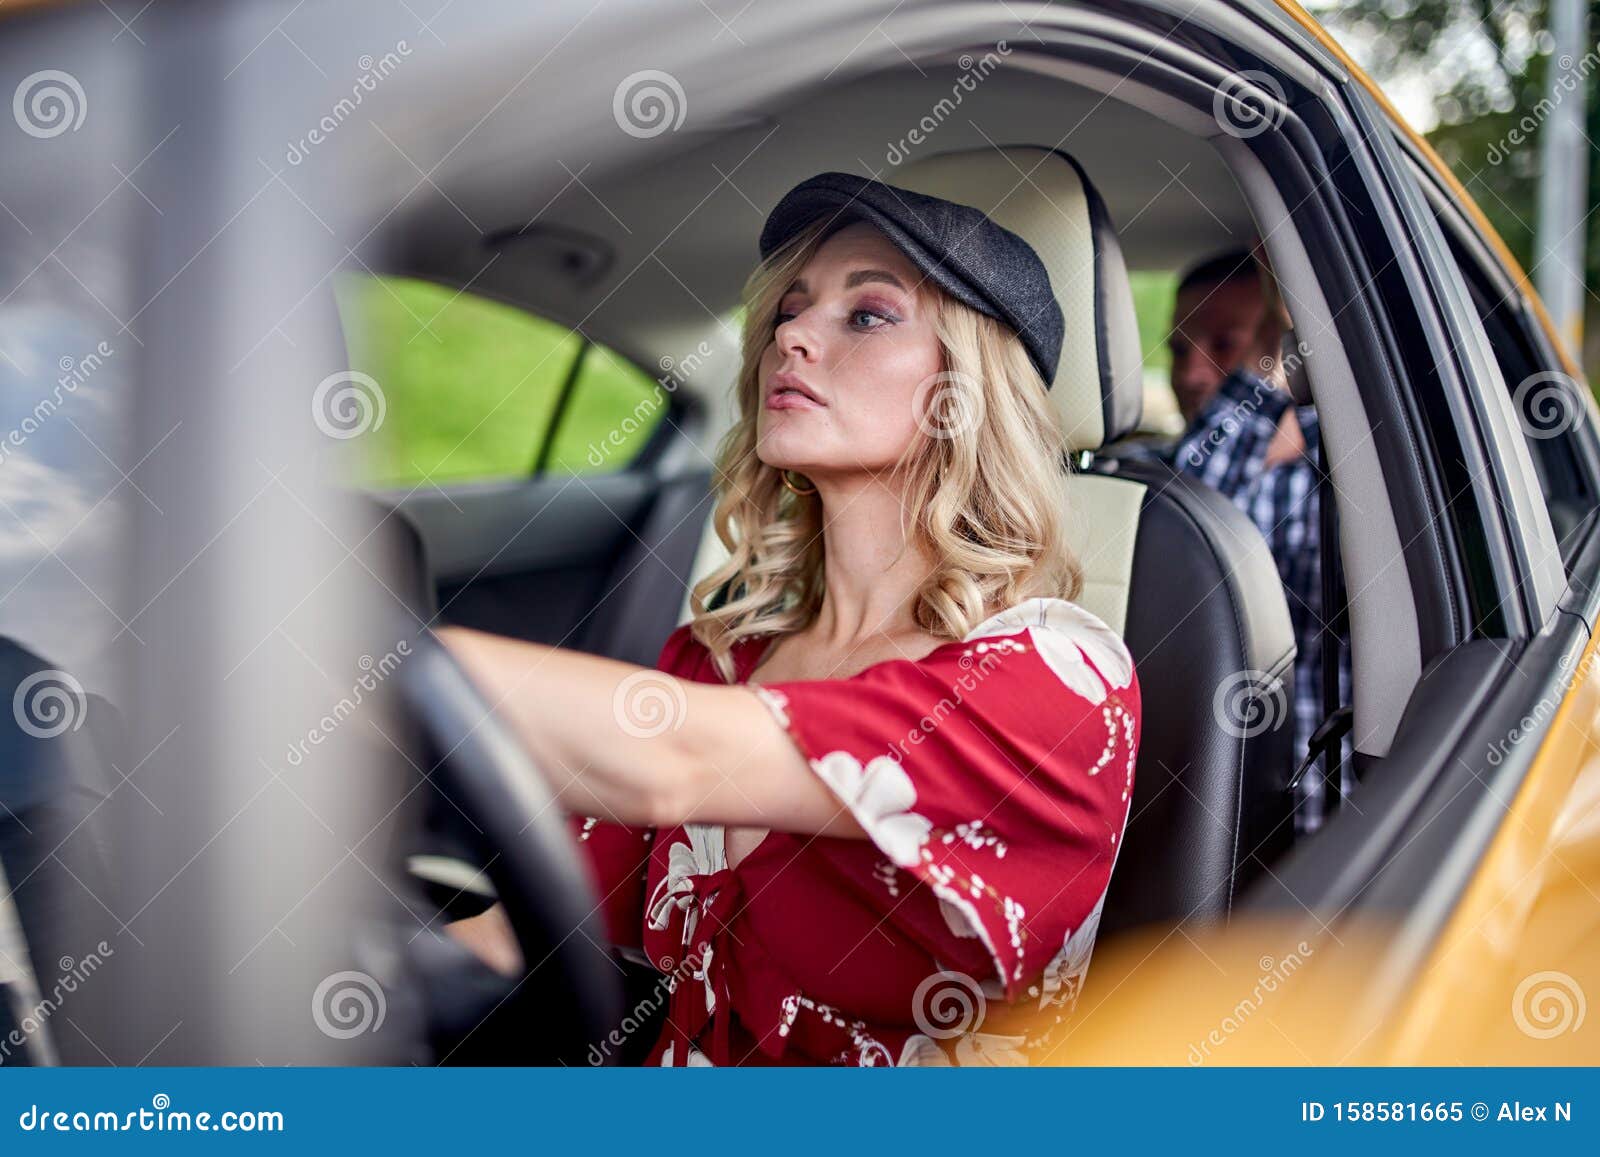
[335,275,668,487]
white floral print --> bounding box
[1039,889,1105,1013]
[939,897,979,939]
[647,823,725,933]
[658,1042,713,1066]
[810,750,932,869]
[648,824,728,1018]
[964,596,1134,706]
[897,1031,1031,1067]
[751,684,790,728]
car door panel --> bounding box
[382,473,655,646]
[1243,518,1598,1047]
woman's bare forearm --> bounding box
[434,626,859,838]
[437,625,684,823]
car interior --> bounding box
[373,63,1325,837]
[345,58,1356,1062]
[4,2,1596,1066]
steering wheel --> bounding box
[396,631,624,1063]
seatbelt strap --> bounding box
[1292,415,1353,810]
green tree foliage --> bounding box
[1321,1,1600,363]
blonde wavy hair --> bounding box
[689,218,1083,681]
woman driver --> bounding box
[442,171,1140,1066]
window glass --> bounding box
[544,343,674,474]
[1129,269,1182,436]
[335,275,666,486]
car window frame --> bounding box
[1354,110,1568,633]
[1402,149,1600,551]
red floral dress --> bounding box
[573,596,1139,1066]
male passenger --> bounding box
[1162,249,1351,834]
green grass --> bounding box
[334,275,667,488]
[1129,269,1178,374]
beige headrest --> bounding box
[890,147,1143,451]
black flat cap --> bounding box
[758,171,1064,388]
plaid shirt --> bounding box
[1122,371,1352,834]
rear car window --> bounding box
[334,275,668,487]
[1129,269,1182,437]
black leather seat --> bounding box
[574,470,716,667]
[1088,457,1298,932]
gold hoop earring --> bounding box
[781,470,817,497]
